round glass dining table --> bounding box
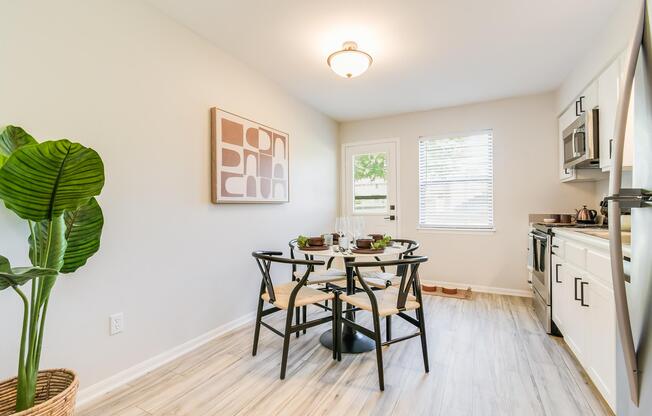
[297,244,408,354]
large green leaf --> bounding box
[61,198,103,273]
[0,126,37,164]
[28,215,67,271]
[0,255,10,273]
[0,140,105,221]
[0,255,57,291]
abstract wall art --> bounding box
[211,108,289,203]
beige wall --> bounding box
[339,93,596,294]
[0,0,337,392]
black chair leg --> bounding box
[331,296,337,360]
[280,307,294,380]
[372,313,385,391]
[295,307,301,338]
[302,306,307,334]
[417,307,430,373]
[252,297,264,356]
[336,295,342,362]
[386,315,392,342]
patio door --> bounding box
[343,140,399,238]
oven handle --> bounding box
[529,232,548,242]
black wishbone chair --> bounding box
[251,251,341,380]
[362,239,421,289]
[337,255,429,391]
[288,239,346,336]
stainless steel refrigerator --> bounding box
[609,1,652,413]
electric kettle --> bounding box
[575,205,597,224]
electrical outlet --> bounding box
[109,313,124,335]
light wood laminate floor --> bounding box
[78,293,612,416]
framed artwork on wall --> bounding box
[210,108,289,203]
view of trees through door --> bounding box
[353,152,388,214]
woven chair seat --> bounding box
[262,281,334,309]
[358,271,402,289]
[341,287,420,317]
[293,268,346,285]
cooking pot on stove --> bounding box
[575,205,597,224]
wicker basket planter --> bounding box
[0,369,78,416]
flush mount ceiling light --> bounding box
[327,41,372,78]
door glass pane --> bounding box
[353,152,388,213]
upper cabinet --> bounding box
[558,81,604,182]
[598,51,634,172]
[558,49,634,182]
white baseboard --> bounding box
[425,279,533,298]
[76,311,256,409]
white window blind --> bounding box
[418,131,494,230]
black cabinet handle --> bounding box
[609,138,613,159]
[575,100,581,117]
[384,215,396,221]
[555,264,562,283]
[574,277,582,301]
[579,96,585,113]
[580,281,589,307]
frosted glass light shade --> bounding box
[327,42,372,78]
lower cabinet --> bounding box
[584,276,616,406]
[551,238,616,410]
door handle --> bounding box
[574,277,581,301]
[571,130,578,157]
[580,281,589,307]
[384,215,396,221]
[575,100,581,117]
[608,0,644,406]
[555,264,562,283]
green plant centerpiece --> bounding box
[371,235,392,250]
[0,125,105,412]
[296,235,309,248]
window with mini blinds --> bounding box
[418,131,494,230]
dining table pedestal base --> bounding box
[319,329,375,354]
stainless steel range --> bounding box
[528,224,553,333]
[527,222,607,334]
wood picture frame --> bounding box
[211,108,290,204]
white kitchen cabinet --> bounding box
[584,274,616,408]
[597,52,634,172]
[560,261,589,364]
[551,254,566,331]
[550,231,617,411]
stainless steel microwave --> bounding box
[562,107,600,169]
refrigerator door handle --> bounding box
[607,0,645,406]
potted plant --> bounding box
[0,126,105,415]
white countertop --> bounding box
[552,228,632,257]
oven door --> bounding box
[530,231,550,305]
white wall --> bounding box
[0,0,337,390]
[339,93,596,294]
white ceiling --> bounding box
[148,0,621,121]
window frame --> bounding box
[417,130,495,233]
